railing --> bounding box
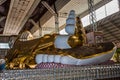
[0,64,120,80]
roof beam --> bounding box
[3,0,41,35]
[30,0,70,35]
[78,0,112,18]
[0,0,7,5]
[41,1,59,33]
[108,20,120,30]
[100,25,120,41]
[0,16,6,22]
[18,0,41,34]
[41,1,56,15]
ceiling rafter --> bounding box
[3,0,41,35]
[108,20,120,30]
[0,0,7,5]
[86,10,120,42]
[100,25,120,41]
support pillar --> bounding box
[42,1,59,34]
[29,19,42,37]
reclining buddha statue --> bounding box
[6,10,116,69]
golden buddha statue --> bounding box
[5,10,116,69]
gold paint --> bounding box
[6,34,56,69]
[75,46,116,59]
[6,16,115,69]
[43,34,51,39]
[68,35,82,48]
[6,34,115,69]
[75,17,87,44]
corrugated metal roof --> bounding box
[86,11,120,42]
[59,0,102,14]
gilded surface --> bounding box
[5,17,115,69]
[6,34,55,69]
